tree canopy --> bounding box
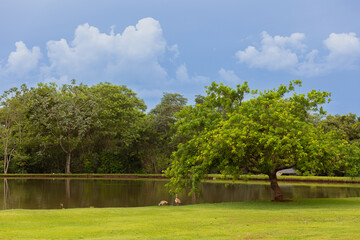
[166,80,358,201]
[27,81,99,173]
[140,93,187,173]
[0,79,359,189]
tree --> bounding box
[141,93,187,173]
[91,83,146,151]
[166,80,341,201]
[27,80,99,174]
[319,113,360,144]
[314,113,360,176]
[84,82,147,173]
[0,85,28,173]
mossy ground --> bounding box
[1,198,360,239]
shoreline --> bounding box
[1,173,360,184]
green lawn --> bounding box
[208,174,360,183]
[1,174,360,184]
[1,198,360,239]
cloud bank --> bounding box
[1,41,41,76]
[1,18,359,111]
[0,17,212,110]
[0,18,174,87]
[236,31,360,75]
[236,32,305,70]
[44,17,168,84]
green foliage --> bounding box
[80,82,147,173]
[319,113,360,143]
[312,114,360,176]
[140,93,187,173]
[0,79,359,178]
[97,151,125,174]
[0,81,147,174]
[0,85,29,173]
[90,82,146,151]
[26,81,99,173]
[149,92,187,133]
[166,80,354,200]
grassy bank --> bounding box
[1,173,360,184]
[209,174,360,184]
[1,198,360,239]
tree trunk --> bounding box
[153,158,158,174]
[65,152,71,174]
[3,133,9,174]
[4,155,8,174]
[3,149,14,174]
[268,172,283,201]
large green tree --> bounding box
[165,80,351,201]
[27,81,99,173]
[87,82,147,173]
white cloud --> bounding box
[46,17,168,83]
[1,41,41,76]
[236,31,305,70]
[168,44,179,61]
[324,32,360,68]
[175,64,189,81]
[237,31,360,75]
[175,64,209,83]
[218,68,241,83]
[296,49,326,76]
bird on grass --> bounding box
[175,194,181,206]
[158,200,168,206]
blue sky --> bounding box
[1,0,360,114]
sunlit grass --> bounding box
[209,174,360,183]
[1,198,360,239]
[2,173,360,184]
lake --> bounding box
[1,178,360,209]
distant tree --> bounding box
[142,93,187,173]
[149,93,187,134]
[27,80,99,174]
[165,80,346,201]
[194,95,205,105]
[88,82,147,173]
[0,85,28,173]
[312,113,360,176]
[319,113,360,144]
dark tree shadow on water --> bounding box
[3,179,9,210]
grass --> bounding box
[1,198,360,239]
[209,174,360,183]
[2,173,360,184]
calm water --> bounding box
[1,178,360,209]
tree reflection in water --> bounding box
[0,178,360,209]
[3,179,9,210]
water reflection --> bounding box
[3,179,9,210]
[1,178,360,209]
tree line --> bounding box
[0,80,186,174]
[1,80,360,191]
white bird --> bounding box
[158,200,168,206]
[175,194,181,206]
